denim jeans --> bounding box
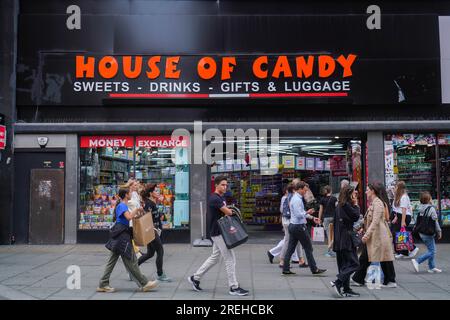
[416,233,436,270]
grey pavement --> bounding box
[0,243,450,300]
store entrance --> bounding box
[209,136,364,239]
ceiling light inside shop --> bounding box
[301,145,343,150]
[280,140,332,144]
[335,136,340,139]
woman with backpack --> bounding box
[391,181,419,259]
[411,192,442,273]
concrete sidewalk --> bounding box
[0,243,449,300]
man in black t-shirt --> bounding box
[188,175,249,296]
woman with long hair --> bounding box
[352,182,396,288]
[330,185,361,297]
[392,181,419,259]
[138,183,172,282]
[362,183,395,286]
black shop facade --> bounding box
[10,5,450,245]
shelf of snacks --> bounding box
[394,145,437,222]
[79,185,118,230]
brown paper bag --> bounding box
[132,213,155,246]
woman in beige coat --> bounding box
[361,183,396,287]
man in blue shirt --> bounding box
[282,181,327,276]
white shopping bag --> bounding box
[311,225,325,243]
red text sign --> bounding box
[0,125,6,150]
[136,136,190,148]
[80,136,134,148]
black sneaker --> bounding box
[282,270,296,275]
[331,281,343,297]
[229,287,249,296]
[343,289,360,297]
[312,268,327,275]
[188,276,202,292]
[267,251,274,264]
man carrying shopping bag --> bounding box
[188,175,249,296]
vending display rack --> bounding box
[395,145,437,222]
[439,145,450,226]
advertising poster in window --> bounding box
[296,157,306,170]
[315,159,324,171]
[282,156,295,169]
[306,158,315,171]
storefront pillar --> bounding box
[367,131,385,184]
[64,134,78,244]
[189,126,209,244]
[0,0,18,244]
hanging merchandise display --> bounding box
[385,134,438,224]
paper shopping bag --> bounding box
[132,213,155,246]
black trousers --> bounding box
[138,231,164,276]
[335,249,360,291]
[352,245,396,285]
[283,224,317,273]
[392,214,416,256]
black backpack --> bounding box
[413,206,436,236]
[282,193,293,219]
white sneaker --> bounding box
[408,247,419,258]
[350,279,364,287]
[411,259,419,273]
[381,282,397,288]
[395,254,404,260]
[428,268,442,273]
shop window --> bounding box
[438,134,450,226]
[133,136,190,230]
[385,134,438,224]
[79,136,135,230]
[79,135,190,231]
[210,137,362,229]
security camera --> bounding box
[37,136,49,148]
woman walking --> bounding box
[361,183,396,288]
[391,181,419,259]
[331,185,361,297]
[411,192,442,273]
[97,187,158,293]
[351,183,397,288]
[138,183,172,282]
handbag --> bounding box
[311,225,325,242]
[395,227,415,252]
[217,213,248,249]
[349,230,363,248]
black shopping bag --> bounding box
[217,215,248,249]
